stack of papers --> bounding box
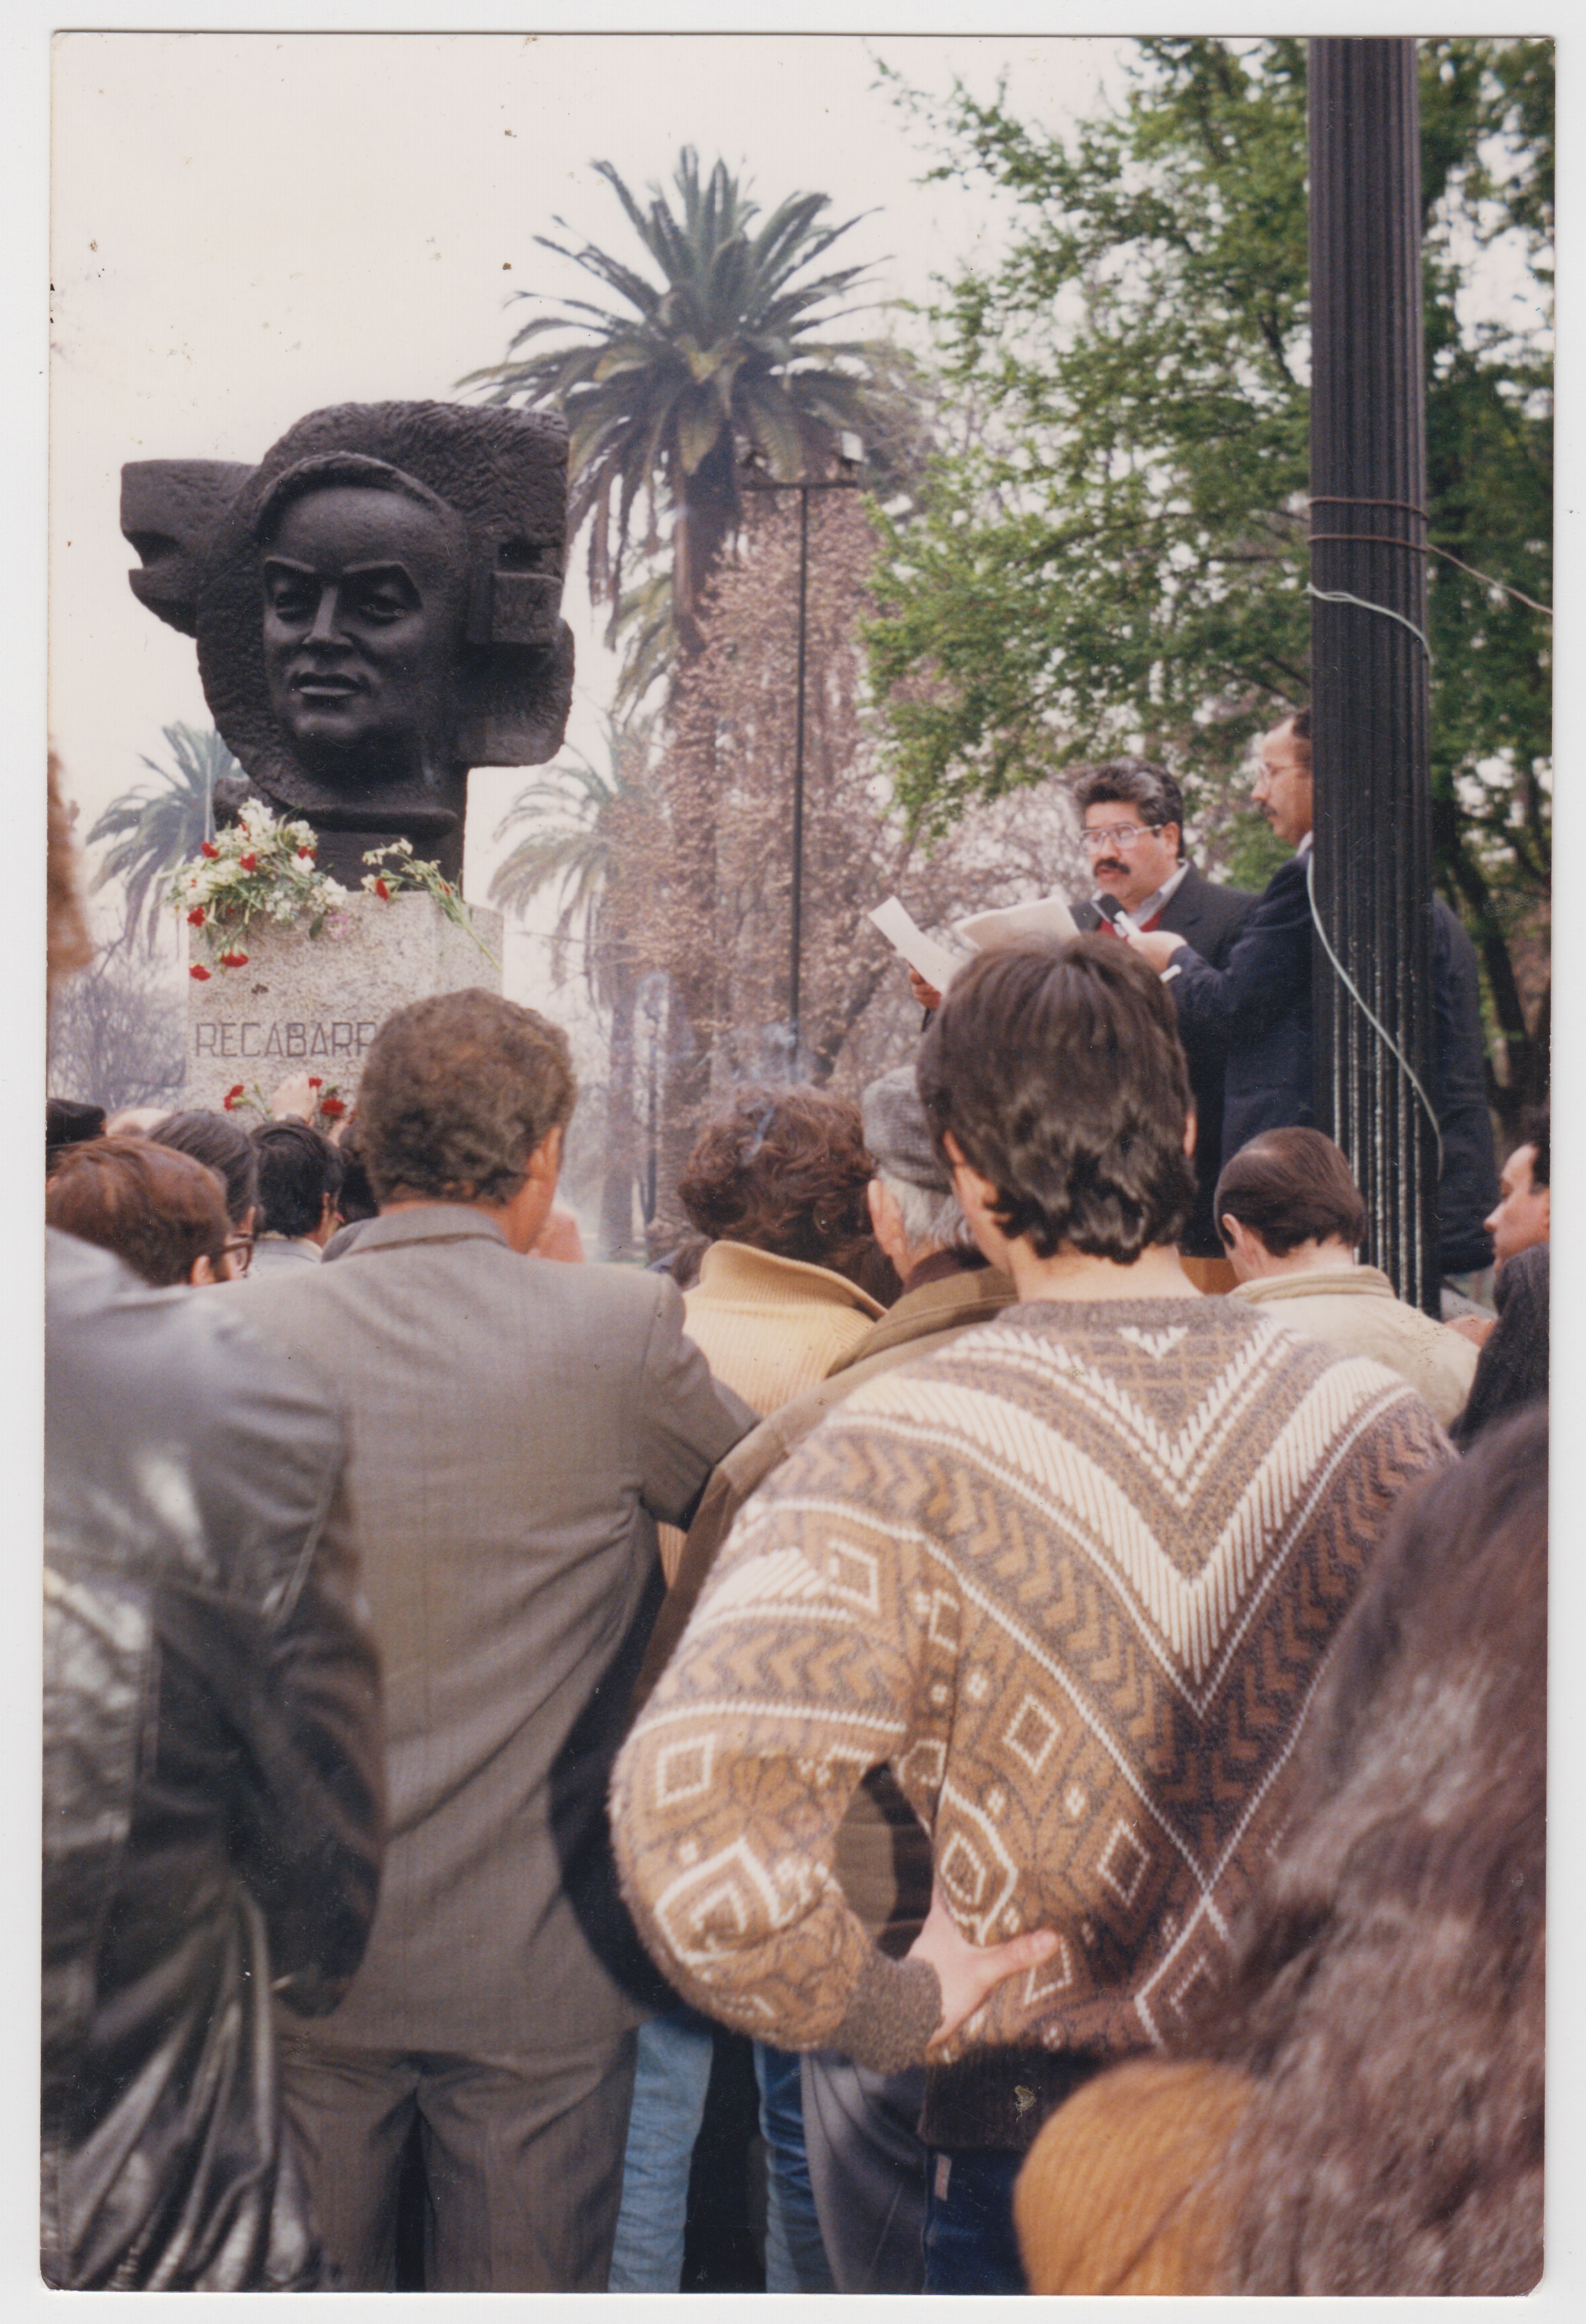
[869,891,1081,993]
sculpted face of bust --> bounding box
[260,483,469,784]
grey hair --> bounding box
[876,1170,978,1258]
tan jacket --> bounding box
[639,1262,1017,1716]
[1232,1265,1477,1430]
[681,1241,885,1419]
[634,1262,1017,1955]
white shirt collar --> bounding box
[1091,859,1190,927]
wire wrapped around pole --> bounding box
[1308,38,1440,1314]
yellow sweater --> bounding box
[681,1242,885,1419]
[658,1243,884,1584]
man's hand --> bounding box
[1126,929,1187,975]
[906,1879,1059,2050]
[908,966,944,1013]
[1448,1310,1498,1346]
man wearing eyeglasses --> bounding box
[907,761,1254,1263]
[1070,761,1256,1262]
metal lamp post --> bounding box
[741,433,865,1070]
[1308,38,1440,1313]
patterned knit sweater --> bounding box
[611,1297,1450,2148]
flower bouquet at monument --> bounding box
[173,802,495,974]
[172,798,350,976]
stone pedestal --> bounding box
[184,891,503,1111]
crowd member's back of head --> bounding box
[252,1117,345,1242]
[1203,1407,1544,2291]
[678,1083,886,1296]
[357,986,576,1209]
[917,935,1196,1263]
[1214,1126,1366,1262]
[149,1109,259,1234]
[332,1117,379,1224]
[46,1136,235,1288]
[47,1098,105,1176]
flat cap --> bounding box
[861,1065,952,1196]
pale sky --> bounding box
[48,30,1123,951]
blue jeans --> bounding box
[922,2147,1027,2294]
[606,2006,715,2291]
[754,2042,834,2293]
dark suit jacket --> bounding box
[1078,863,1258,1255]
[240,1205,754,2055]
[1164,851,1314,1171]
[1166,856,1499,1273]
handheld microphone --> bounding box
[1095,894,1142,941]
[1095,892,1180,981]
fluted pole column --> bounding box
[1309,37,1439,1314]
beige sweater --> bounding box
[681,1242,884,1419]
[1232,1265,1477,1430]
[613,1297,1450,2143]
[659,1244,885,1584]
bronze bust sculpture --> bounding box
[122,401,575,882]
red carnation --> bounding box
[239,852,258,873]
[199,841,220,859]
[220,949,249,968]
[308,1076,323,1090]
[189,963,211,981]
[222,1084,246,1111]
[187,906,206,925]
[374,878,391,901]
[319,1093,346,1120]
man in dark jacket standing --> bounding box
[43,1228,385,2290]
[1130,709,1499,1288]
[905,763,1254,1263]
[1068,761,1256,1260]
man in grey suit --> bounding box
[240,988,754,2291]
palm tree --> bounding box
[461,147,885,658]
[491,721,658,1259]
[86,723,244,950]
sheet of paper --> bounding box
[868,897,966,993]
[953,891,1081,951]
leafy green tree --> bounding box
[490,722,659,1259]
[868,37,1551,1123]
[86,723,244,951]
[462,147,885,659]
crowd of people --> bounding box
[43,719,1546,2296]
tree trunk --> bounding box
[598,956,642,1261]
[651,453,739,1243]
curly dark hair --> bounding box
[917,937,1195,1264]
[358,988,576,1206]
[252,1117,346,1240]
[678,1085,878,1282]
[1191,1408,1546,2294]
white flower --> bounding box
[238,799,273,834]
[321,878,350,903]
